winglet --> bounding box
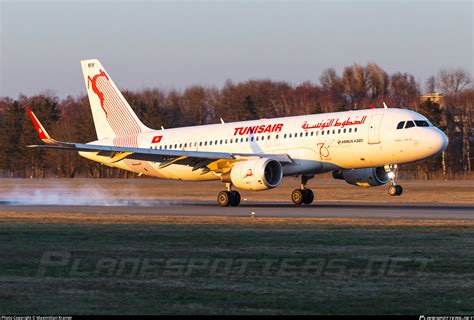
[27,110,59,145]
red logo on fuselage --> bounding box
[151,135,163,143]
[88,70,109,116]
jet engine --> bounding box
[222,158,283,191]
[332,167,390,187]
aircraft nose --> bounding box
[428,129,449,154]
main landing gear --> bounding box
[291,174,314,205]
[385,164,403,196]
[217,183,241,207]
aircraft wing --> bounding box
[27,110,292,172]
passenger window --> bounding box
[284,134,287,138]
[343,129,346,133]
[256,136,259,141]
[332,129,335,134]
[396,121,405,129]
[179,144,182,148]
[405,121,415,128]
[246,137,249,142]
[322,131,325,135]
[305,132,308,137]
[199,142,202,146]
[300,132,303,137]
[215,140,218,144]
[289,133,292,138]
[251,137,254,142]
[311,132,314,136]
[415,120,430,127]
[240,138,243,142]
[349,128,352,133]
[354,128,357,132]
[338,129,341,134]
[276,134,279,139]
[326,130,330,135]
[174,144,177,148]
[267,135,270,140]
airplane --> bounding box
[27,59,449,207]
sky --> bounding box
[0,0,472,98]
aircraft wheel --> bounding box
[229,190,241,206]
[218,191,231,207]
[395,185,403,196]
[302,189,314,205]
[291,189,304,205]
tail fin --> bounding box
[80,59,149,140]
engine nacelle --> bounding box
[332,167,390,187]
[224,158,283,191]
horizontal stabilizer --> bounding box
[27,110,62,145]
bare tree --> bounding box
[366,62,389,98]
[455,87,474,172]
[437,68,471,96]
[342,63,370,108]
[425,76,437,93]
[389,72,420,108]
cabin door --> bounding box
[368,114,384,144]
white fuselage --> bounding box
[80,108,448,181]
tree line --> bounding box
[0,63,472,179]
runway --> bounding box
[1,201,473,220]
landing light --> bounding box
[387,172,395,179]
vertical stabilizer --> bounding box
[80,59,148,140]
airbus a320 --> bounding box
[28,59,449,206]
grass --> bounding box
[1,217,473,314]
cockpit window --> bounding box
[396,121,405,129]
[415,120,430,127]
[405,121,415,128]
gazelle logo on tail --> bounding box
[80,59,149,141]
[87,70,109,116]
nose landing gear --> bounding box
[217,183,241,207]
[291,175,315,205]
[385,164,403,196]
